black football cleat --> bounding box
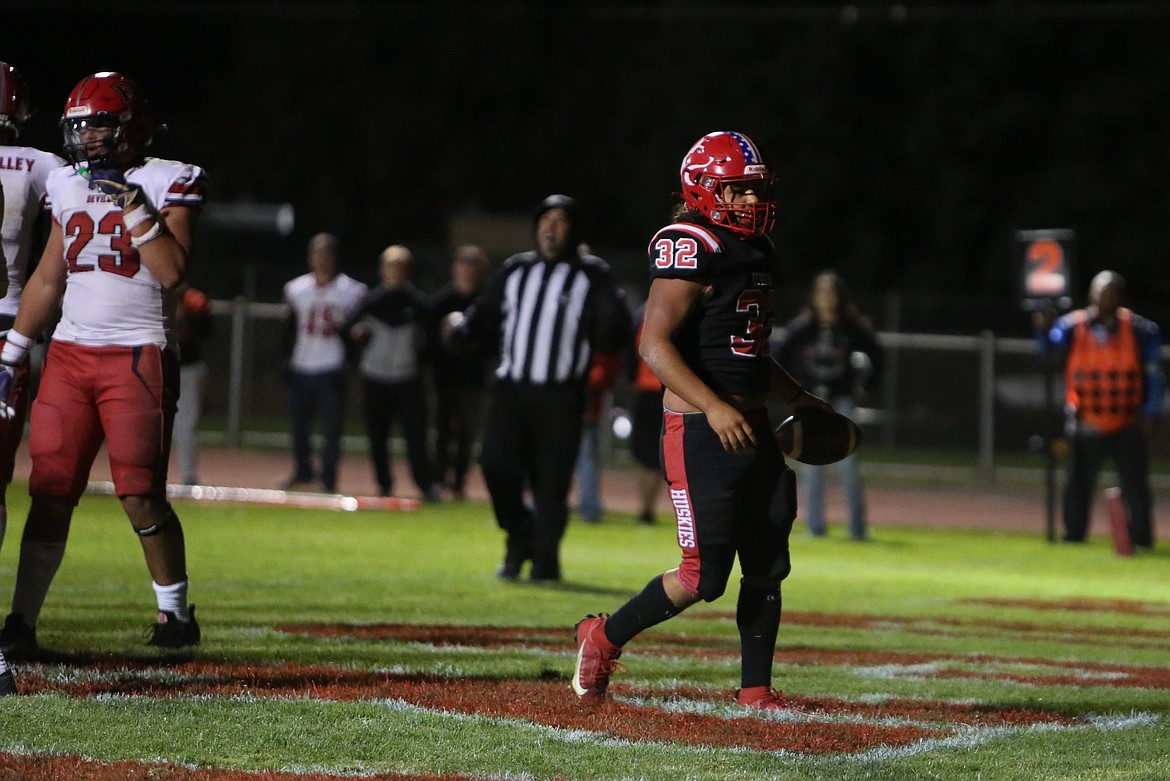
[0,668,16,696]
[0,613,38,659]
[147,605,201,648]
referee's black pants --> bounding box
[479,381,585,580]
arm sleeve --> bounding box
[451,264,507,354]
[1135,317,1165,418]
[853,323,885,387]
[1044,316,1076,352]
[339,292,368,334]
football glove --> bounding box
[0,361,17,421]
[85,168,143,211]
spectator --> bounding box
[0,71,208,656]
[431,245,491,500]
[449,194,630,582]
[0,60,66,695]
[1037,270,1163,549]
[281,232,367,493]
[774,270,882,540]
[173,284,214,486]
[571,131,831,709]
[344,245,440,501]
[629,307,665,525]
[574,352,624,524]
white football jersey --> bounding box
[284,272,367,373]
[46,157,207,348]
[0,145,67,322]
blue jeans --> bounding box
[289,369,345,489]
[800,395,867,539]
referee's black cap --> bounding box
[533,193,578,223]
[533,193,581,245]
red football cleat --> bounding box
[572,614,625,701]
[735,686,802,712]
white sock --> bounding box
[152,580,190,621]
[11,541,67,627]
[0,649,9,675]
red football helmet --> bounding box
[60,72,153,168]
[679,131,777,237]
[0,62,31,139]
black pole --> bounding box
[1044,354,1057,543]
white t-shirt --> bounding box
[283,272,367,373]
[0,145,67,321]
[47,157,208,348]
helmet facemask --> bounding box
[701,173,777,237]
[61,116,126,170]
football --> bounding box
[774,407,863,465]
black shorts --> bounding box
[661,408,797,601]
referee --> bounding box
[449,194,631,581]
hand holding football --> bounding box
[774,407,863,465]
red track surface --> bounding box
[14,441,1169,538]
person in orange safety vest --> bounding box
[1040,271,1164,549]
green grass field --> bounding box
[0,485,1167,781]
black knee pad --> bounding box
[135,510,177,538]
[691,542,738,603]
[692,558,730,603]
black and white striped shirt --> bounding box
[460,250,629,387]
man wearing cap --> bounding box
[447,195,631,581]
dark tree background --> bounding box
[8,1,1170,333]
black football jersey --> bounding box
[646,221,777,395]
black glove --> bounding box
[85,168,142,211]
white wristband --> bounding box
[130,221,163,248]
[1,329,32,364]
[122,205,155,232]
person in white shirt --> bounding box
[281,232,367,493]
[0,71,208,659]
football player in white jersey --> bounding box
[0,63,65,560]
[0,72,207,659]
[0,61,66,695]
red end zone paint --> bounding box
[12,660,946,754]
[276,622,1170,691]
[6,606,1158,776]
[962,597,1170,616]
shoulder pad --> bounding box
[646,222,724,256]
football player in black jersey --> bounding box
[573,131,831,710]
